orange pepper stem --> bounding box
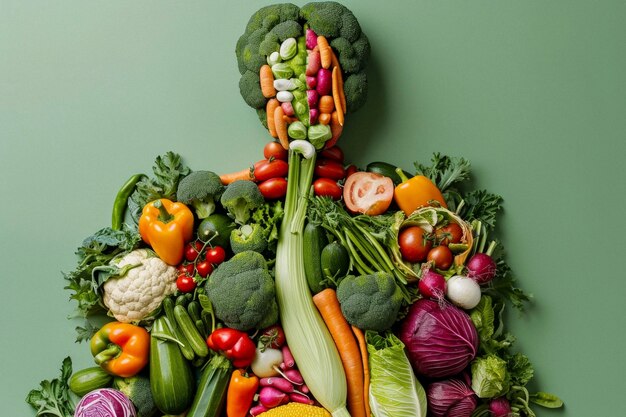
[152,199,174,223]
[396,167,410,183]
[94,344,121,365]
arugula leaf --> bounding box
[128,151,190,224]
[25,357,75,417]
[461,189,503,230]
[508,352,534,386]
[413,153,472,192]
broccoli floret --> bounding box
[343,71,368,113]
[259,32,280,56]
[113,375,157,417]
[230,223,268,254]
[220,180,264,225]
[239,70,266,109]
[256,107,268,129]
[330,37,359,73]
[176,170,224,219]
[340,10,362,43]
[271,20,303,42]
[352,33,371,69]
[300,2,344,38]
[336,272,403,331]
[206,251,278,331]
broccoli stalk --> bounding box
[176,170,224,219]
[220,180,264,225]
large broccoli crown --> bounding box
[220,180,264,225]
[230,223,268,254]
[176,170,224,219]
[206,251,278,331]
[336,272,403,331]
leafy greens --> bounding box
[25,357,75,417]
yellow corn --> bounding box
[257,403,331,417]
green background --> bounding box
[1,1,624,415]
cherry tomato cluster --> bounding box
[312,145,356,200]
[254,142,289,200]
[176,241,227,293]
[398,222,463,271]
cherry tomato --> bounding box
[398,226,433,263]
[258,177,288,200]
[427,245,454,270]
[184,242,202,262]
[254,159,289,182]
[319,146,344,163]
[436,223,463,246]
[176,274,196,293]
[260,324,286,349]
[345,164,358,178]
[177,263,194,275]
[205,246,226,265]
[315,159,346,181]
[263,141,288,161]
[313,178,342,200]
[196,260,213,278]
[343,172,394,215]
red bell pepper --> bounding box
[206,328,256,368]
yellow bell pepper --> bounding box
[138,198,194,265]
[393,168,447,216]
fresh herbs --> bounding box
[413,153,471,204]
[25,357,75,417]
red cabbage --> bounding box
[489,396,512,417]
[75,388,136,417]
[398,299,478,378]
[427,378,477,417]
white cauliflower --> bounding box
[103,249,178,323]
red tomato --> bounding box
[184,242,201,262]
[345,164,358,178]
[254,159,289,182]
[196,260,213,278]
[260,324,286,349]
[427,245,454,270]
[177,263,194,275]
[176,274,196,293]
[263,141,288,161]
[319,146,344,163]
[315,159,346,180]
[436,223,463,246]
[258,177,288,200]
[205,246,226,265]
[313,178,342,200]
[398,226,433,263]
[343,172,394,215]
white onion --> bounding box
[446,275,482,309]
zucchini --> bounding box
[186,354,232,417]
[174,304,209,357]
[366,161,412,185]
[321,241,350,281]
[163,296,195,361]
[69,366,113,396]
[150,316,195,414]
[302,221,329,294]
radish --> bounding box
[466,252,497,284]
[309,108,319,125]
[316,68,332,95]
[281,345,295,368]
[283,368,304,385]
[418,269,446,300]
[290,392,314,405]
[306,50,321,76]
[306,75,317,89]
[307,89,319,108]
[250,404,269,416]
[251,347,283,378]
[281,102,295,116]
[306,28,318,49]
[446,275,482,309]
[489,397,512,417]
[260,377,295,393]
[259,386,288,408]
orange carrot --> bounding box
[332,67,345,126]
[274,105,289,149]
[219,160,266,184]
[331,51,347,110]
[351,326,371,417]
[319,113,331,125]
[325,111,344,149]
[317,36,332,69]
[313,289,366,417]
[318,95,335,114]
[266,99,280,138]
[260,64,276,98]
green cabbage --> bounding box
[366,331,427,417]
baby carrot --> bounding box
[266,99,280,138]
[317,36,332,69]
[260,64,276,98]
[274,105,289,149]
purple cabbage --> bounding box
[75,388,136,417]
[427,378,477,417]
[398,299,478,378]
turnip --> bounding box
[446,275,482,309]
[466,252,497,284]
[251,347,283,378]
[419,269,447,301]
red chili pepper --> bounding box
[206,328,256,368]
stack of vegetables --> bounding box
[26,2,564,417]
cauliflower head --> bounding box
[103,249,178,323]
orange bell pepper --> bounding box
[138,198,194,265]
[393,168,447,215]
[226,369,259,417]
[90,322,150,377]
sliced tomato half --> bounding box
[343,172,394,215]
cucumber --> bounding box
[302,221,329,294]
[150,316,195,415]
[197,213,236,248]
[321,241,350,280]
[174,304,209,358]
[186,354,232,417]
[69,366,113,396]
[162,296,195,361]
[366,161,412,185]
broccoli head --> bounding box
[230,223,268,254]
[176,170,224,219]
[343,71,368,113]
[113,375,157,417]
[206,251,278,331]
[239,70,266,109]
[220,179,264,225]
[336,272,403,331]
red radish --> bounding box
[250,404,269,416]
[283,369,304,385]
[316,68,332,95]
[259,386,288,408]
[290,392,314,405]
[309,108,319,125]
[466,253,497,284]
[306,75,317,89]
[489,397,512,417]
[419,269,446,301]
[307,89,319,108]
[281,345,295,368]
[260,377,295,393]
[306,29,318,49]
[300,384,310,394]
[306,50,321,76]
[281,101,295,116]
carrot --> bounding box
[332,67,345,126]
[313,289,366,417]
[325,111,344,149]
[220,167,254,185]
[260,64,276,98]
[331,51,347,110]
[319,113,331,125]
[266,99,280,138]
[318,95,335,114]
[274,105,289,149]
[351,326,371,417]
[317,35,332,69]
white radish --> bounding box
[446,275,482,309]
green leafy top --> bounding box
[25,357,74,417]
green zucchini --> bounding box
[150,316,195,415]
[162,296,195,361]
[366,161,412,185]
[303,221,329,294]
[186,354,232,417]
[69,366,113,396]
[174,304,209,357]
[321,241,350,281]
